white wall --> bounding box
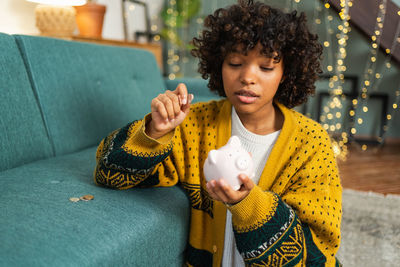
[0,0,38,35]
[99,0,164,41]
[0,0,164,40]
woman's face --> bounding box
[222,43,284,119]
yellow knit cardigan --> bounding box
[94,99,342,267]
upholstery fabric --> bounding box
[0,33,53,171]
[15,35,165,156]
[0,147,190,266]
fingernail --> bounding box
[219,179,227,187]
[181,95,187,105]
[189,94,194,103]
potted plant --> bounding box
[75,0,107,38]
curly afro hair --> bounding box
[191,0,323,108]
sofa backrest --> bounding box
[164,78,222,103]
[15,35,165,156]
[0,33,53,171]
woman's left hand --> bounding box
[206,174,255,205]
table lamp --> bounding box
[27,0,87,37]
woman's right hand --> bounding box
[146,83,193,139]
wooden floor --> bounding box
[337,142,400,195]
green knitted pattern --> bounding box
[303,224,327,266]
[234,195,304,266]
[185,243,213,267]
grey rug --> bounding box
[337,189,400,266]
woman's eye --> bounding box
[261,66,274,71]
[229,63,241,67]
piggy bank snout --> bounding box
[235,156,250,170]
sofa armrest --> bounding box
[164,78,222,103]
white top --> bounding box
[221,107,280,267]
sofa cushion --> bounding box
[15,35,165,156]
[0,33,53,172]
[0,147,190,266]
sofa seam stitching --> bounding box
[14,35,56,157]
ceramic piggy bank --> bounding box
[203,136,254,191]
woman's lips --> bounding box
[235,90,259,104]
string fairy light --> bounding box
[380,82,400,141]
[368,20,400,95]
[321,0,337,74]
[163,0,205,79]
[349,0,388,150]
[311,0,322,38]
[150,13,161,42]
[192,0,207,79]
[165,0,179,80]
[320,0,352,160]
[374,19,400,143]
[180,0,190,76]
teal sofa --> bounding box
[0,33,219,266]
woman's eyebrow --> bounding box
[225,53,242,60]
[259,56,275,64]
[228,51,242,56]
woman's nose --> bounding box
[239,65,256,85]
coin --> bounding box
[69,197,80,202]
[80,194,94,201]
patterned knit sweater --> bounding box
[94,99,342,267]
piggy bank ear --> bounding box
[208,150,218,164]
[228,136,241,147]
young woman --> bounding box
[94,1,342,266]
